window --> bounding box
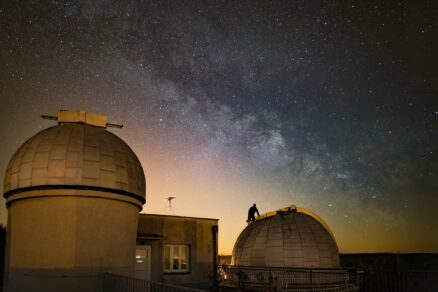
[163,245,189,273]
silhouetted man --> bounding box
[247,203,260,222]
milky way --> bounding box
[1,1,437,253]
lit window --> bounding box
[163,245,189,273]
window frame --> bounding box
[163,244,190,274]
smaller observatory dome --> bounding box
[3,110,145,204]
[232,206,340,268]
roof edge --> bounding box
[139,213,218,221]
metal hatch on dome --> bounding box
[41,109,123,128]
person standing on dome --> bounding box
[247,203,260,222]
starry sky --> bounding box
[1,1,437,254]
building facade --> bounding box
[2,110,219,291]
[136,214,218,289]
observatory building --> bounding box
[232,205,340,268]
[3,110,145,292]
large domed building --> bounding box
[3,110,145,292]
[232,205,340,268]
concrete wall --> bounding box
[4,190,140,292]
[137,214,218,288]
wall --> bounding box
[137,214,218,289]
[4,191,140,292]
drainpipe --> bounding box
[212,225,219,284]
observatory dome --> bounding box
[232,206,340,268]
[3,110,145,291]
[4,122,145,204]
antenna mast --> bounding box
[166,196,176,208]
[165,196,176,215]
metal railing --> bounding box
[103,273,207,292]
[217,265,358,291]
[217,265,438,292]
[357,269,438,292]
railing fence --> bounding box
[357,269,438,292]
[217,265,438,292]
[217,265,358,291]
[103,273,207,292]
[103,267,438,292]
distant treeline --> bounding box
[340,253,438,271]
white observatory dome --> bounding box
[232,206,340,268]
[4,119,145,204]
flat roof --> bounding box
[139,213,218,221]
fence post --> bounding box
[309,268,312,292]
[269,268,272,292]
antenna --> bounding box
[166,196,176,208]
[165,196,176,215]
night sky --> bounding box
[1,1,437,254]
